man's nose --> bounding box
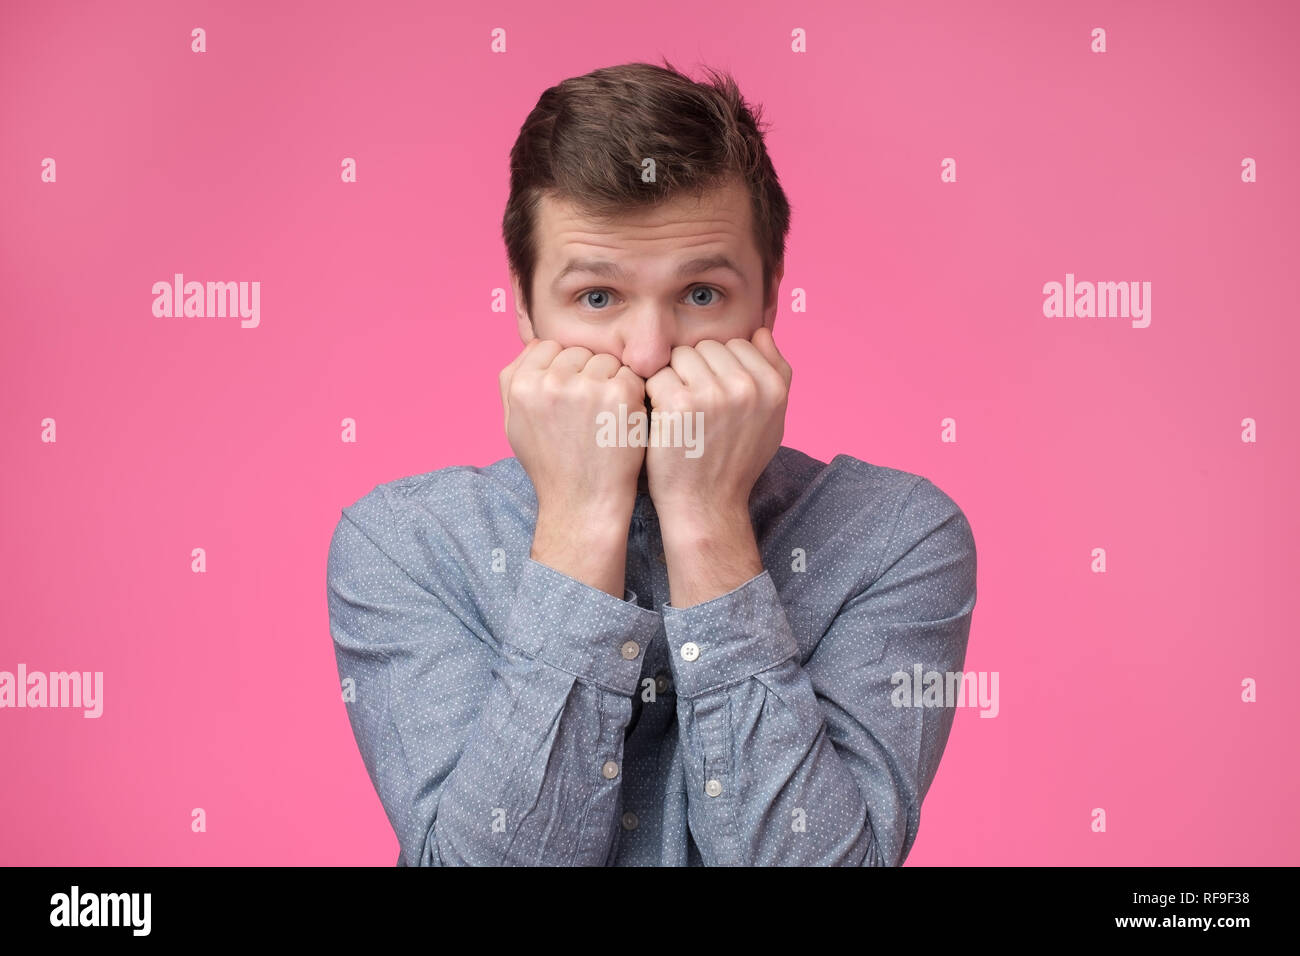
[619,313,677,381]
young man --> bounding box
[326,60,978,866]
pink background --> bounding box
[2,0,1297,865]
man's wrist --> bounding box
[659,504,763,607]
[657,498,751,542]
[531,503,634,599]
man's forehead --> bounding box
[539,178,750,232]
[535,181,755,267]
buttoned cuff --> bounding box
[661,570,799,698]
[503,556,663,696]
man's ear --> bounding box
[762,260,785,332]
[510,271,536,343]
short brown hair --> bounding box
[502,58,792,320]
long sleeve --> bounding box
[660,477,977,866]
[326,501,663,866]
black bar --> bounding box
[0,865,1282,941]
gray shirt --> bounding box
[326,445,977,865]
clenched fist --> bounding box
[499,338,646,524]
[644,327,792,521]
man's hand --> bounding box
[643,327,792,521]
[499,339,646,597]
[644,327,792,607]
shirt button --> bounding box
[621,811,639,830]
[705,779,723,797]
[655,672,670,693]
[601,760,619,780]
[680,642,699,662]
[620,640,640,660]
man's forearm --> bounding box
[660,504,764,608]
[531,503,635,599]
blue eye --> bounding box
[690,286,719,306]
[581,289,612,309]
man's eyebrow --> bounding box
[551,254,746,289]
[675,254,746,284]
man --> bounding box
[326,59,977,866]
